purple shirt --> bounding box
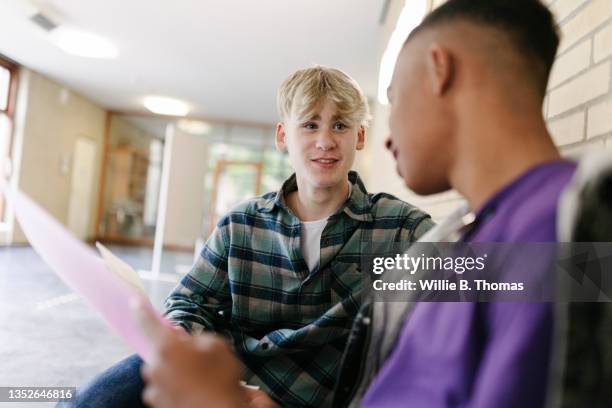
[362,161,577,408]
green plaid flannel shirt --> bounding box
[164,171,433,407]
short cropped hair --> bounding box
[277,66,371,127]
[409,0,560,95]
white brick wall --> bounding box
[430,0,447,10]
[557,0,612,53]
[548,110,586,145]
[594,24,612,62]
[561,137,606,158]
[548,38,591,89]
[547,0,612,158]
[371,0,612,223]
[550,0,590,23]
[588,97,612,138]
[547,61,610,117]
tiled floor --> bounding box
[0,245,192,407]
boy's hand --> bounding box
[244,388,280,408]
[171,324,188,336]
[132,298,247,408]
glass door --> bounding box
[207,160,263,236]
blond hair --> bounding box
[277,66,371,127]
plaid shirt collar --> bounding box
[256,170,373,222]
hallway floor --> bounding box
[0,244,193,407]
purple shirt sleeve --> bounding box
[469,302,553,408]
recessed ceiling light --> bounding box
[177,119,211,135]
[143,96,190,117]
[50,27,118,59]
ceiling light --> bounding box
[143,96,190,117]
[377,0,427,105]
[177,119,212,135]
[50,27,118,59]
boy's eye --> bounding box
[303,122,317,130]
[334,122,347,130]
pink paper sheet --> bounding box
[7,188,166,362]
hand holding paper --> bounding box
[5,187,271,407]
[4,187,168,362]
[131,297,251,408]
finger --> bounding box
[243,387,264,401]
[131,296,171,346]
[243,388,279,408]
[143,384,174,408]
[140,362,152,383]
[142,384,160,408]
[193,332,232,353]
[171,324,189,338]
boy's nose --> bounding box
[316,131,336,150]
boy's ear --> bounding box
[427,42,453,96]
[356,126,366,150]
[275,122,287,151]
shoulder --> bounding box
[216,191,278,228]
[367,192,431,227]
[494,163,576,242]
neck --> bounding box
[286,176,349,221]
[449,99,561,213]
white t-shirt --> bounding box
[300,182,352,272]
[301,218,327,272]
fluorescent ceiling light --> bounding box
[177,119,211,135]
[50,27,118,59]
[144,96,190,117]
[377,0,427,105]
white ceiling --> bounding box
[0,0,389,124]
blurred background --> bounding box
[0,0,611,400]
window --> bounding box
[0,66,10,111]
[0,56,17,224]
[201,126,293,235]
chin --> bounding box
[310,169,345,183]
[313,177,343,189]
[404,174,450,196]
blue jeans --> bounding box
[58,354,146,408]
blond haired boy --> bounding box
[74,66,432,408]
